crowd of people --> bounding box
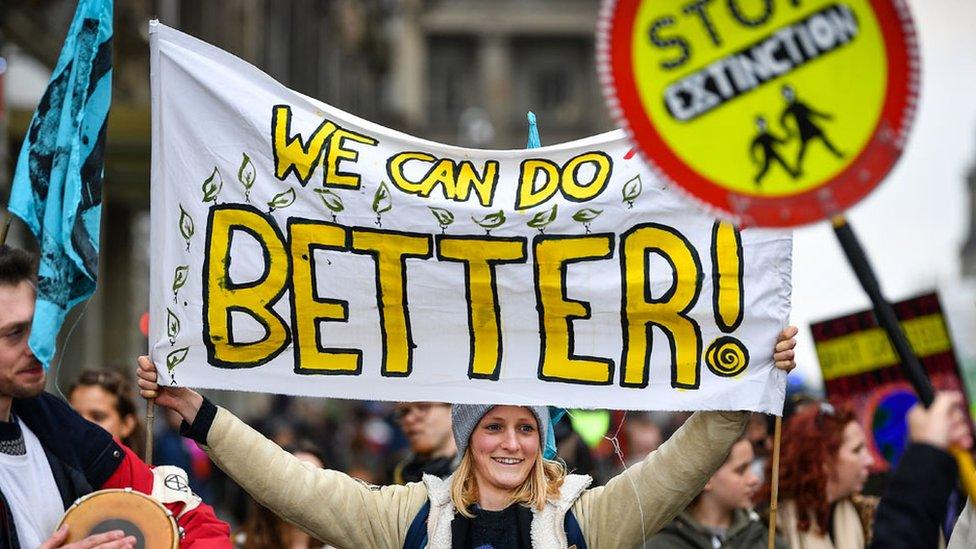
[0,241,973,548]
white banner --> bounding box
[149,22,792,412]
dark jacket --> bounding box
[391,453,459,485]
[0,392,230,548]
[871,443,958,549]
[645,508,787,549]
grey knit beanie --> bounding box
[452,404,549,460]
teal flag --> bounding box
[8,0,113,367]
[526,111,541,149]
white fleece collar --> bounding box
[421,472,592,549]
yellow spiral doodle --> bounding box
[705,336,750,378]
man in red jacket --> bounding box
[0,245,230,548]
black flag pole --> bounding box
[831,215,976,496]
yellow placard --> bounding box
[815,314,952,380]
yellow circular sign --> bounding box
[600,0,919,226]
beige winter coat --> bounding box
[202,407,748,548]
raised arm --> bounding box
[876,392,972,548]
[572,326,797,546]
[574,410,749,546]
[136,357,428,547]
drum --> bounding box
[58,489,179,549]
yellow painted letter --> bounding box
[204,205,290,367]
[288,220,362,374]
[711,221,744,332]
[324,128,378,189]
[271,105,338,186]
[534,235,614,384]
[437,236,527,379]
[621,223,703,389]
[561,151,612,202]
[351,229,432,376]
[455,160,498,206]
[388,151,436,195]
[516,159,560,210]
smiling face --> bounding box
[469,406,540,503]
[0,281,44,404]
[826,421,874,502]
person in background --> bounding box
[235,441,332,549]
[0,245,230,548]
[743,414,773,485]
[759,402,876,548]
[624,411,671,466]
[389,401,458,484]
[869,391,972,549]
[645,436,785,549]
[68,369,146,458]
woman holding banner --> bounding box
[136,327,797,548]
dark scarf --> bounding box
[0,415,25,456]
[451,504,533,549]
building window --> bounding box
[511,37,592,131]
[427,36,477,128]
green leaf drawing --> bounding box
[178,205,194,250]
[473,210,506,233]
[527,204,558,231]
[238,153,256,200]
[572,208,603,223]
[172,265,189,298]
[428,206,455,229]
[201,167,223,203]
[314,188,344,213]
[622,175,642,208]
[572,207,603,234]
[166,308,181,345]
[267,188,296,211]
[372,181,392,216]
[166,347,189,374]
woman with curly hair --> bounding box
[759,402,875,548]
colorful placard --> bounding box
[811,293,972,471]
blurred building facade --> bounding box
[1,0,612,387]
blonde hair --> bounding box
[450,448,567,518]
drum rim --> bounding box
[59,488,179,549]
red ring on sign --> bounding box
[598,0,920,227]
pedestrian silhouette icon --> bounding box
[779,84,844,176]
[750,115,797,186]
